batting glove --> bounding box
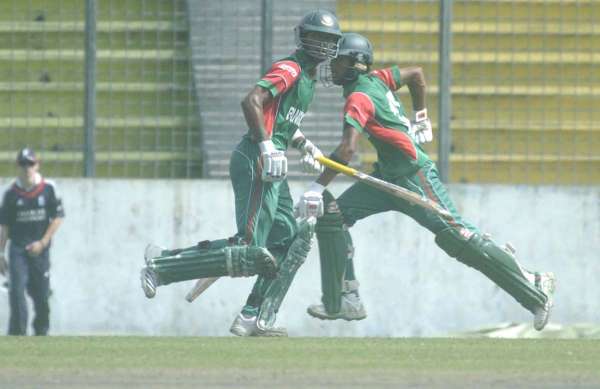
[299,138,324,174]
[410,108,433,144]
[259,140,287,182]
[295,182,325,220]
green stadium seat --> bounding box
[0,0,200,178]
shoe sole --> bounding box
[253,330,288,337]
[230,326,252,337]
[140,268,157,298]
[534,273,556,331]
[534,301,553,331]
[307,308,366,321]
[230,322,288,337]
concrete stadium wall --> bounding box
[0,178,598,337]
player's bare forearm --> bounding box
[399,66,426,111]
[40,217,63,248]
[241,86,272,142]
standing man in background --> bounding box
[0,148,64,336]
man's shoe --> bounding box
[230,312,288,337]
[230,312,258,337]
[144,244,166,265]
[255,321,288,337]
[140,267,160,298]
[307,293,367,321]
[533,272,556,331]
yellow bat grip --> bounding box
[316,155,357,177]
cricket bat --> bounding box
[185,277,219,303]
[316,155,453,220]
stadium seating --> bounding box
[0,0,200,177]
[338,0,600,184]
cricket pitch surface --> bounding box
[1,337,599,388]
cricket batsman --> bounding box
[140,10,343,336]
[296,33,556,331]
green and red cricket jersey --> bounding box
[253,51,317,151]
[343,65,431,178]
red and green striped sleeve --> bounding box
[343,92,374,134]
[344,92,421,162]
[256,60,301,97]
[370,66,402,91]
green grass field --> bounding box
[1,337,599,388]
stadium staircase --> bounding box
[0,0,200,177]
[339,0,600,184]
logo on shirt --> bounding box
[16,208,47,223]
[16,198,24,207]
[38,196,45,207]
[277,63,298,78]
[286,106,306,126]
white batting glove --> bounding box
[299,139,324,174]
[259,140,287,182]
[410,108,433,144]
[295,182,325,220]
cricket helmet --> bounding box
[332,32,374,84]
[294,9,342,61]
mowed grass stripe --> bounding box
[0,337,599,374]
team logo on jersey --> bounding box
[16,208,46,223]
[321,15,334,27]
[16,198,24,207]
[38,196,45,207]
[277,63,298,77]
[286,106,306,126]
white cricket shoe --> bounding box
[229,312,287,337]
[144,244,166,265]
[140,267,160,299]
[307,292,367,321]
[533,272,556,331]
